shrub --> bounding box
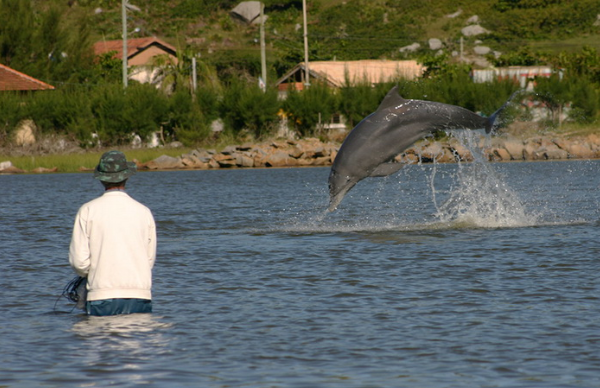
[220,80,281,138]
[166,89,210,146]
[283,82,338,137]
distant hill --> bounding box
[85,0,600,63]
[4,0,600,82]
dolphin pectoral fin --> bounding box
[369,161,405,177]
[377,86,409,111]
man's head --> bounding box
[94,150,137,183]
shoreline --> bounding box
[2,132,600,175]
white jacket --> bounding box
[69,190,156,301]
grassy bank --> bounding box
[0,148,194,173]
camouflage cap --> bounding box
[93,150,137,182]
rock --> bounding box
[462,25,490,37]
[565,142,594,159]
[492,148,511,161]
[265,150,297,167]
[502,139,525,160]
[466,15,480,25]
[238,143,254,151]
[210,119,224,134]
[213,153,236,167]
[14,120,36,146]
[221,145,239,155]
[288,146,304,159]
[544,147,568,160]
[144,154,183,170]
[271,141,287,149]
[236,153,255,168]
[190,149,213,163]
[311,156,330,166]
[399,43,421,53]
[429,38,443,50]
[0,161,12,171]
[523,141,544,160]
[0,165,25,174]
[474,46,491,55]
[208,159,220,169]
[446,9,462,18]
[419,142,451,162]
[181,154,203,168]
[448,141,473,161]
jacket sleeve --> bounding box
[69,207,91,277]
[147,211,157,269]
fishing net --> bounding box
[61,276,88,311]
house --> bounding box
[94,37,178,84]
[471,66,556,89]
[93,37,177,66]
[0,63,54,91]
[276,60,426,93]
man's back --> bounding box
[70,191,156,301]
[69,150,156,316]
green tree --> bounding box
[533,74,572,126]
[283,82,338,137]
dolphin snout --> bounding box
[328,171,357,212]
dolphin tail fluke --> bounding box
[485,89,524,134]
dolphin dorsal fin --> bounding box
[377,86,409,111]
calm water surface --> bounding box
[1,157,600,387]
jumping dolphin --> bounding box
[328,86,513,211]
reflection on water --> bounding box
[69,314,172,384]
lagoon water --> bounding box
[2,154,600,387]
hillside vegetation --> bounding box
[3,0,600,84]
[1,0,600,150]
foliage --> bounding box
[283,82,338,137]
[166,90,210,145]
[490,47,547,67]
[220,79,281,138]
[0,0,95,84]
[3,0,600,147]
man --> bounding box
[69,150,156,316]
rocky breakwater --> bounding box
[391,133,600,164]
[139,133,600,171]
[140,138,338,170]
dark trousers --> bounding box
[86,298,152,316]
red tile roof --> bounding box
[0,63,55,91]
[93,37,177,60]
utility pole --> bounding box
[122,0,128,88]
[302,0,310,88]
[260,2,267,91]
[122,1,140,89]
[192,56,197,92]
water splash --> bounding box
[431,130,538,228]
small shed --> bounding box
[0,63,55,91]
[93,37,178,67]
[230,1,267,25]
[276,60,426,92]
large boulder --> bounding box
[502,138,526,160]
[143,155,183,170]
[264,150,298,167]
[14,120,36,146]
